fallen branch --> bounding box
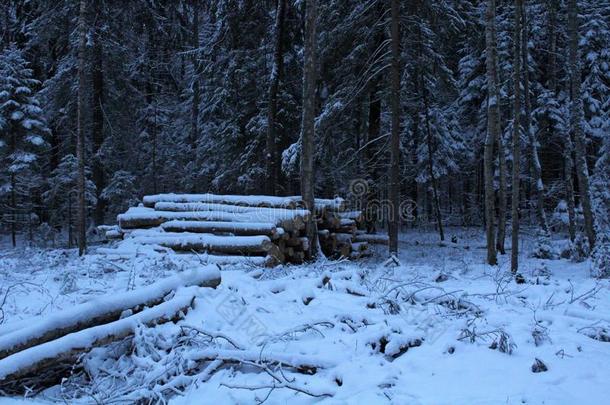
[0,288,199,392]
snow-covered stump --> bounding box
[0,268,221,361]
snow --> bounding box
[127,231,271,250]
[144,193,345,211]
[1,229,609,403]
[0,267,220,351]
[144,193,304,208]
[161,220,278,233]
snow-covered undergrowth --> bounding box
[1,228,609,404]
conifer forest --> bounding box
[0,0,608,403]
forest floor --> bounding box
[0,227,609,404]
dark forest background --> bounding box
[0,0,608,252]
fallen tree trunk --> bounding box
[0,268,220,360]
[0,288,199,392]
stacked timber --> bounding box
[106,193,381,266]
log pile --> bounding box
[103,193,382,266]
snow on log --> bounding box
[0,268,220,360]
[153,203,309,232]
[338,210,363,222]
[128,232,275,255]
[118,207,308,232]
[0,287,199,388]
[143,193,344,212]
[143,193,302,209]
[161,220,281,238]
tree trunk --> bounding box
[92,3,105,226]
[511,0,523,273]
[190,0,201,191]
[266,0,286,196]
[77,0,87,256]
[388,0,401,256]
[568,0,596,249]
[484,0,499,265]
[10,174,16,248]
[565,149,577,241]
[497,132,507,254]
[68,194,72,249]
[547,0,558,94]
[300,0,318,258]
[523,2,549,235]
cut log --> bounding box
[0,288,198,391]
[0,268,220,360]
[118,207,309,232]
[337,243,352,258]
[354,233,389,245]
[335,233,354,245]
[143,193,345,211]
[339,210,363,222]
[194,254,279,268]
[352,242,369,252]
[144,193,301,209]
[161,220,280,239]
[129,232,275,256]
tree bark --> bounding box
[484,0,499,265]
[565,146,577,241]
[497,132,507,254]
[388,0,401,256]
[77,0,87,256]
[266,0,286,196]
[300,0,318,258]
[568,0,596,249]
[511,0,523,273]
[10,174,16,248]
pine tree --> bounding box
[0,44,48,247]
[43,154,96,248]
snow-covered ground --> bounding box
[1,228,609,404]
